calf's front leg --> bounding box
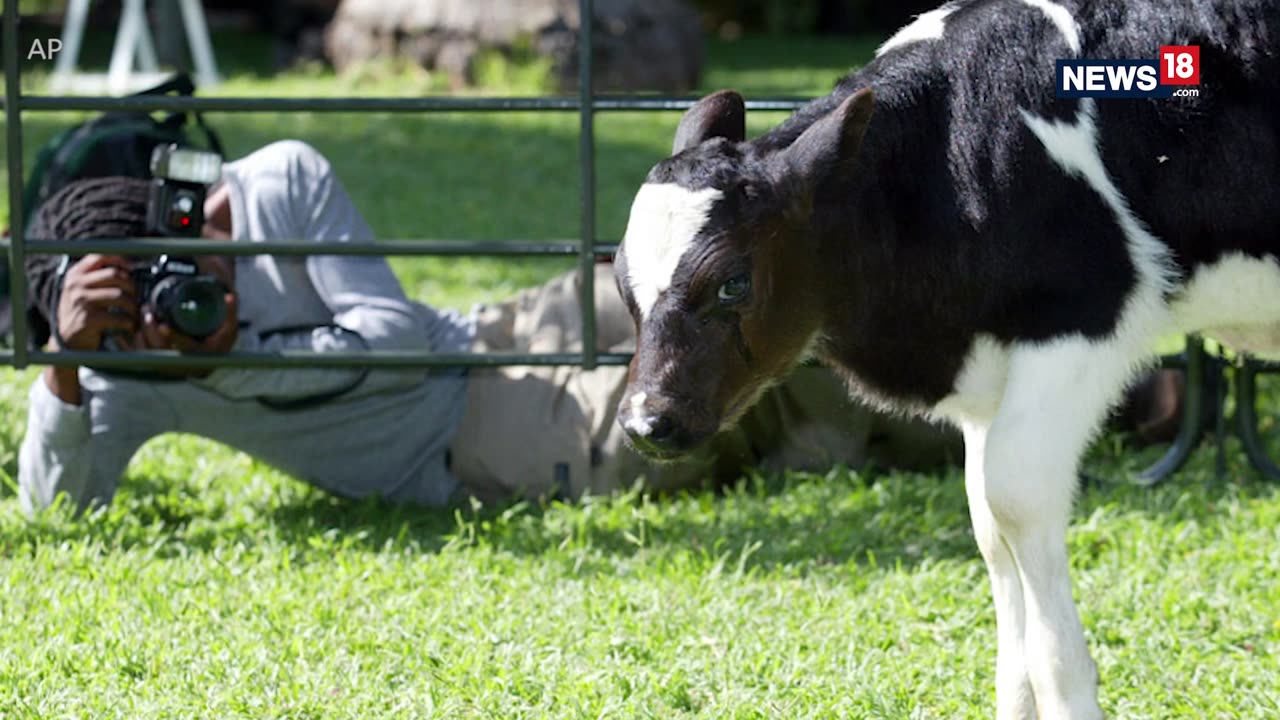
[963,421,1038,720]
[977,339,1142,720]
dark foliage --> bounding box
[692,0,939,34]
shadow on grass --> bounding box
[256,465,983,575]
[248,457,1280,575]
[1,459,983,576]
[6,430,1280,578]
[275,459,1280,577]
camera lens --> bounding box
[151,276,227,340]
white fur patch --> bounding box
[629,391,648,411]
[932,335,1010,425]
[624,416,654,438]
[1171,253,1280,356]
[624,391,654,436]
[1017,0,1081,54]
[876,3,957,56]
[619,183,723,318]
[1020,99,1175,309]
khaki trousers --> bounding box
[447,266,959,503]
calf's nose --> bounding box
[639,414,676,443]
[619,392,683,455]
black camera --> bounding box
[133,144,228,340]
[131,254,228,340]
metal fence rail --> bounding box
[2,0,808,373]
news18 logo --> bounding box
[1056,46,1200,98]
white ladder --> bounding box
[50,0,221,94]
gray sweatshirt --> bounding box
[19,141,474,514]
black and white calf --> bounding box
[612,0,1280,717]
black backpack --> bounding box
[1,74,223,347]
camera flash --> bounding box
[151,144,223,184]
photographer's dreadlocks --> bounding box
[24,177,152,347]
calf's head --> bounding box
[615,87,876,459]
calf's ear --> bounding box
[673,89,747,155]
[779,88,875,187]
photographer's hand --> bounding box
[54,254,138,351]
[44,254,138,405]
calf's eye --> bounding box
[717,274,751,304]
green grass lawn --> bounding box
[2,32,1280,719]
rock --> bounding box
[324,0,704,93]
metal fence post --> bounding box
[578,0,597,370]
[5,0,29,366]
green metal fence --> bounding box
[2,0,806,373]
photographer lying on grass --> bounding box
[18,140,958,516]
